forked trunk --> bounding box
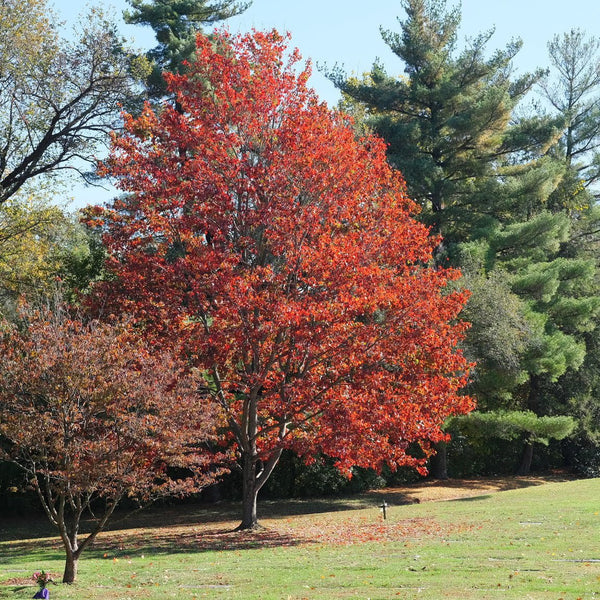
[236,448,283,530]
[59,514,82,584]
[57,497,117,583]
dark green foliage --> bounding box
[124,0,250,96]
[446,411,575,476]
[329,0,600,478]
[203,452,415,502]
[251,453,387,499]
[562,433,600,477]
[444,432,522,477]
[531,30,600,477]
[329,0,560,244]
[538,330,600,476]
[458,210,600,422]
[443,430,565,477]
[457,271,531,405]
[449,411,576,445]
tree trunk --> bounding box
[236,447,283,530]
[517,375,541,476]
[429,441,449,480]
[517,441,534,476]
[238,453,260,530]
[62,551,79,584]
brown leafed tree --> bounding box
[0,302,224,583]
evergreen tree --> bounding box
[455,210,600,473]
[449,410,576,475]
[540,29,600,209]
[124,0,250,96]
[530,30,600,474]
[329,0,560,246]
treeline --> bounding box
[330,1,600,480]
[1,0,600,517]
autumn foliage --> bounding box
[0,303,222,581]
[89,29,473,528]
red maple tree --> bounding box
[89,29,474,529]
[0,303,223,582]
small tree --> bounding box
[90,30,473,530]
[450,410,576,475]
[0,303,223,582]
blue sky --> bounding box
[227,0,600,104]
[53,0,600,104]
[50,0,600,206]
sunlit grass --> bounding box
[1,478,599,599]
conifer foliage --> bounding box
[124,0,250,96]
[90,30,473,528]
[330,0,600,475]
[330,0,560,245]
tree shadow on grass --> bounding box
[1,475,568,557]
[363,475,566,506]
[254,496,390,518]
[90,524,313,558]
[0,493,401,560]
[0,537,64,562]
[449,494,492,502]
[0,497,357,559]
[0,514,56,543]
[0,515,315,563]
[110,495,384,530]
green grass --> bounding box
[1,478,600,599]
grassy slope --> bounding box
[1,478,599,599]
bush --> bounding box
[262,453,386,499]
[561,432,600,477]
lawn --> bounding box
[1,476,599,599]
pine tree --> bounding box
[540,29,600,209]
[454,208,600,473]
[124,0,250,96]
[523,30,600,474]
[329,0,560,246]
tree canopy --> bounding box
[0,303,223,582]
[88,29,473,528]
[0,0,147,205]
